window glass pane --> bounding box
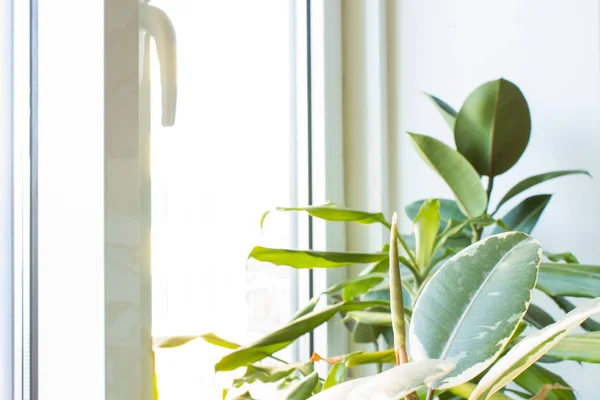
[147,1,297,398]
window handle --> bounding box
[140,2,177,127]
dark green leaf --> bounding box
[493,194,551,234]
[261,203,388,230]
[537,263,600,298]
[545,331,600,363]
[249,246,387,269]
[525,304,556,329]
[352,322,380,343]
[454,78,531,177]
[408,133,487,218]
[513,363,575,400]
[494,170,591,213]
[233,362,314,388]
[216,304,342,371]
[423,92,457,131]
[280,371,319,400]
[551,296,600,331]
[410,232,541,390]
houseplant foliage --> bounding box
[156,78,600,399]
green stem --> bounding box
[382,220,419,274]
[426,387,436,400]
[374,340,383,374]
[485,176,494,213]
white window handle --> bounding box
[140,2,177,127]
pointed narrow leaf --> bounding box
[537,263,600,298]
[448,383,512,400]
[231,391,256,400]
[216,304,342,371]
[347,311,393,326]
[409,232,542,390]
[545,252,579,264]
[233,362,314,388]
[493,194,551,235]
[323,362,347,390]
[494,170,591,213]
[155,332,240,349]
[513,363,575,400]
[551,296,600,331]
[345,350,395,367]
[249,246,387,269]
[405,199,468,227]
[261,203,388,230]
[524,304,556,329]
[414,199,441,269]
[454,78,531,177]
[280,371,319,400]
[470,298,600,400]
[408,133,487,218]
[423,92,457,131]
[544,331,600,363]
[308,359,455,400]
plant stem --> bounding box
[382,219,420,277]
[426,386,436,400]
[374,340,383,374]
[485,176,494,213]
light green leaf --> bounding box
[230,391,256,400]
[346,311,393,326]
[233,362,314,388]
[409,232,542,390]
[494,170,591,214]
[216,304,342,371]
[454,78,531,177]
[513,363,575,400]
[345,350,395,367]
[414,199,441,270]
[447,383,511,400]
[545,331,600,363]
[405,199,468,228]
[551,296,600,331]
[493,194,551,235]
[423,92,457,131]
[341,274,387,301]
[154,332,239,349]
[524,304,556,330]
[470,297,600,400]
[261,203,388,230]
[249,246,387,269]
[323,362,347,390]
[280,371,319,400]
[308,359,455,400]
[537,263,600,298]
[408,133,487,218]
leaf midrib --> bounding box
[513,197,550,232]
[437,239,531,363]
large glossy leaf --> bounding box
[470,297,600,400]
[544,331,600,363]
[216,304,343,371]
[409,232,542,390]
[249,247,387,269]
[494,170,591,214]
[279,371,319,400]
[261,203,387,230]
[454,78,531,177]
[408,133,487,218]
[233,362,314,388]
[551,296,600,331]
[537,263,600,298]
[493,194,551,235]
[513,363,575,400]
[414,199,441,270]
[308,359,455,400]
[424,92,457,131]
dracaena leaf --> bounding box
[513,363,575,400]
[409,232,542,390]
[537,263,600,298]
[470,298,600,400]
[544,331,600,363]
[248,247,387,269]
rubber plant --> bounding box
[155,78,600,399]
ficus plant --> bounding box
[155,78,600,400]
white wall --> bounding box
[389,1,600,397]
